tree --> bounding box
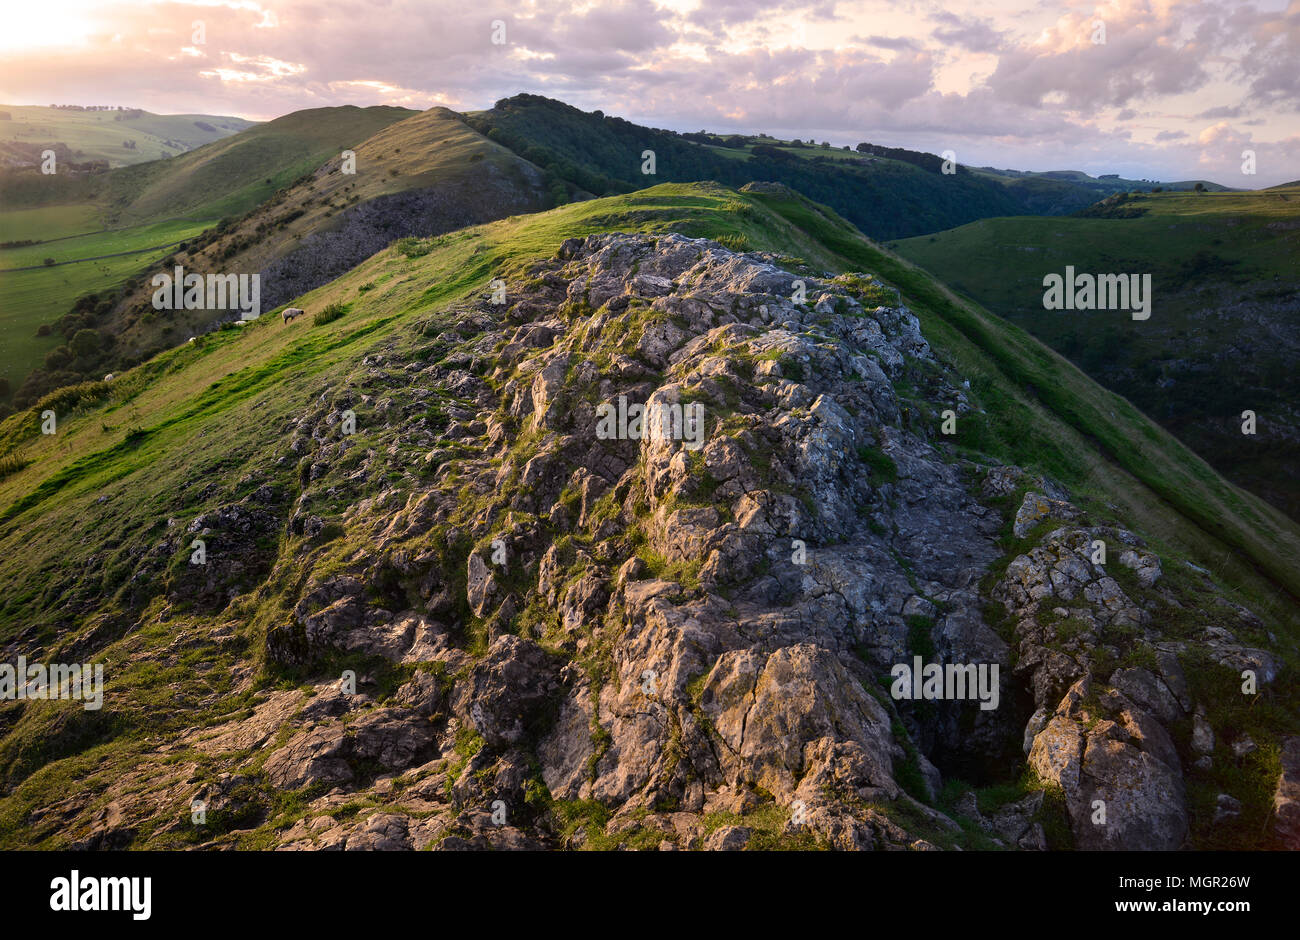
[1194,182,1206,193]
[44,346,72,370]
[71,328,101,358]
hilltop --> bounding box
[466,94,1231,235]
[893,184,1300,521]
[0,182,1295,851]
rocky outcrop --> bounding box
[236,233,1293,850]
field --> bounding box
[892,187,1300,302]
[0,204,100,243]
[0,105,254,167]
[0,241,206,387]
[0,218,211,269]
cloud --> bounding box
[1197,105,1243,119]
[0,0,1293,186]
[928,11,1006,54]
[862,35,924,52]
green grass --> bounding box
[0,217,212,270]
[857,443,898,483]
[0,204,100,243]
[893,185,1300,519]
[0,244,191,389]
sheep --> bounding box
[282,307,305,324]
[103,373,114,382]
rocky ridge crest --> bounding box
[51,232,1296,851]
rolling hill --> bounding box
[893,185,1300,521]
[464,94,1232,238]
[464,93,1028,240]
[0,106,420,400]
[0,182,1295,851]
[969,166,1234,215]
[0,105,255,169]
[31,106,565,394]
[2,94,1246,414]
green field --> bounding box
[0,217,215,386]
[0,241,201,387]
[701,138,878,163]
[0,217,212,269]
[893,187,1300,301]
[0,204,100,243]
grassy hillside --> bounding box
[0,106,419,401]
[85,106,559,373]
[2,181,1298,635]
[892,185,1300,520]
[0,181,1296,849]
[465,94,1026,240]
[0,105,254,168]
[0,105,416,223]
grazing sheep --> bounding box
[282,307,305,324]
[103,373,114,382]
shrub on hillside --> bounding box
[0,452,30,480]
[393,237,432,259]
[314,303,347,326]
[31,379,115,416]
[70,328,101,358]
[44,346,73,370]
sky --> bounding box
[0,0,1297,186]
